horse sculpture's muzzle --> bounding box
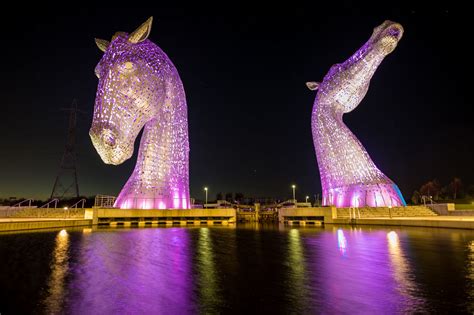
[89,126,126,165]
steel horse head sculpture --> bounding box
[307,20,406,208]
[90,17,190,209]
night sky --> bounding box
[0,4,472,202]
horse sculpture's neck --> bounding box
[116,67,190,209]
[310,21,406,208]
[314,42,387,186]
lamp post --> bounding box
[305,196,309,203]
[292,185,296,203]
[204,187,208,208]
[63,206,68,219]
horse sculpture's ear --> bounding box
[95,38,110,52]
[129,16,153,44]
[306,82,320,91]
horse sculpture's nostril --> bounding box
[104,135,116,147]
[101,130,117,148]
[388,27,401,39]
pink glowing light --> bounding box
[337,229,347,256]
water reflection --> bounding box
[44,229,69,314]
[69,228,194,314]
[337,229,347,256]
[387,231,423,310]
[468,240,474,312]
[286,228,310,312]
[3,225,474,313]
[196,227,221,312]
[310,227,427,313]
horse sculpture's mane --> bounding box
[90,17,190,209]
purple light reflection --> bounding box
[337,229,347,256]
[68,228,195,314]
[304,227,424,313]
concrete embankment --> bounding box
[279,207,474,230]
[0,218,92,232]
[0,208,237,232]
[333,216,474,230]
[3,206,474,232]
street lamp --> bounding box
[204,187,208,207]
[305,196,309,203]
[291,185,296,203]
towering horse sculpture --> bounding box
[90,17,190,209]
[307,20,406,208]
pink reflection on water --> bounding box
[305,227,424,313]
[337,229,347,256]
[68,228,195,314]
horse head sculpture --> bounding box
[307,20,406,208]
[90,17,190,209]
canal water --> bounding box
[1,224,474,314]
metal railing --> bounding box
[0,206,85,218]
[70,198,86,209]
[40,199,59,209]
[94,195,117,208]
[421,195,436,206]
[11,199,33,208]
[0,198,86,218]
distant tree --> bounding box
[216,192,224,201]
[420,179,441,200]
[448,177,463,200]
[439,185,449,200]
[433,179,441,200]
[411,190,420,205]
[235,192,244,203]
[468,185,474,198]
[225,192,233,202]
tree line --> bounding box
[411,177,474,204]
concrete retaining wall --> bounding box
[428,203,455,215]
[87,208,237,225]
[428,203,474,216]
[333,218,474,230]
[278,207,337,223]
[0,219,92,232]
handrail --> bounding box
[11,199,33,208]
[94,195,117,208]
[40,198,59,208]
[421,195,436,206]
[70,198,86,209]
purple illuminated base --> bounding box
[114,194,190,210]
[322,183,406,208]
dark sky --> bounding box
[0,3,472,202]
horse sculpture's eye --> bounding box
[120,61,135,73]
